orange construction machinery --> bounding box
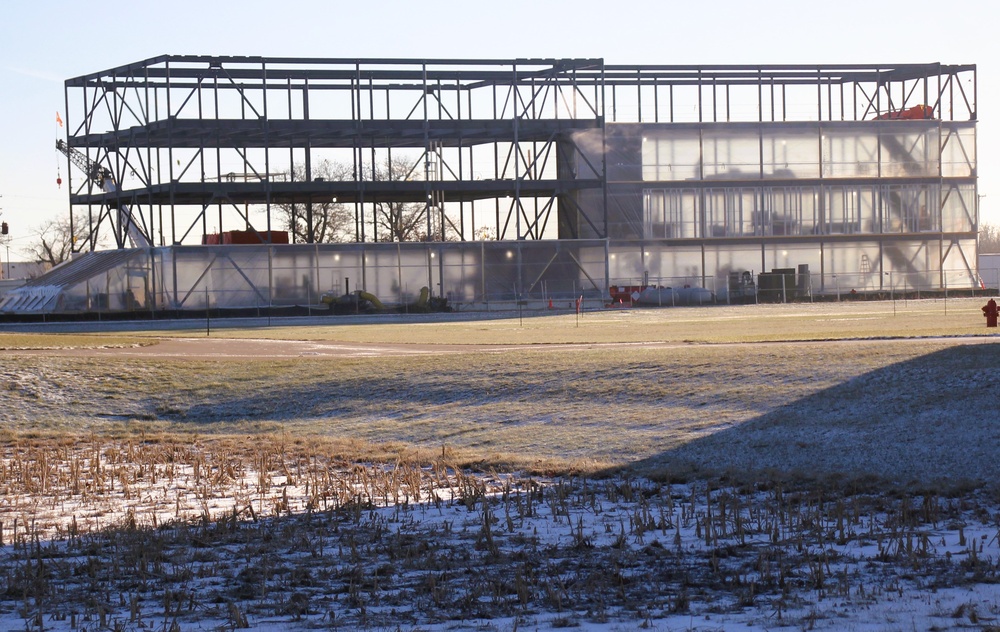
[874,104,935,120]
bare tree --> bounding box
[373,199,428,242]
[26,215,89,267]
[279,156,461,243]
[980,223,1000,254]
[277,159,355,243]
[370,157,460,242]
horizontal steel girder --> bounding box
[69,178,606,207]
[70,118,602,150]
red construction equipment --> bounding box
[608,285,643,306]
[875,104,935,120]
[202,230,289,245]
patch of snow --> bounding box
[2,445,1000,630]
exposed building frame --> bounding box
[62,59,975,249]
[2,59,978,315]
[61,57,608,249]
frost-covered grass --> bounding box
[3,298,1000,630]
[3,295,995,346]
[2,439,1000,631]
[4,334,999,483]
[0,333,152,350]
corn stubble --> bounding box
[0,436,997,629]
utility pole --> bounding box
[0,194,7,279]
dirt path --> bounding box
[5,333,994,361]
[4,337,571,360]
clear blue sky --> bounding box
[0,0,995,257]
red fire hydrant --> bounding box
[983,299,999,328]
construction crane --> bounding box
[55,139,150,249]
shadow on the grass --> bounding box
[623,342,1000,492]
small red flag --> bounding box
[56,111,63,127]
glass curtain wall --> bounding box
[47,241,610,314]
[633,119,976,291]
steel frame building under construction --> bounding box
[0,57,979,314]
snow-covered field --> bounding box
[3,303,1000,631]
[2,440,1000,631]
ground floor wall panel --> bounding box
[2,235,981,316]
[608,237,978,296]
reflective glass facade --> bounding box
[587,118,977,293]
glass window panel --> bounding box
[761,127,820,179]
[641,131,701,181]
[702,129,760,179]
[941,184,975,232]
[879,125,939,177]
[677,189,701,238]
[941,125,976,178]
[608,247,645,284]
[704,244,763,277]
[821,126,878,178]
[942,239,978,289]
[704,188,755,237]
[764,245,821,293]
[821,241,883,290]
[823,186,878,234]
[643,188,700,238]
[569,129,606,179]
[880,184,938,233]
[759,187,818,236]
[640,243,704,286]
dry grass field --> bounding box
[2,297,1000,630]
[2,297,998,481]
